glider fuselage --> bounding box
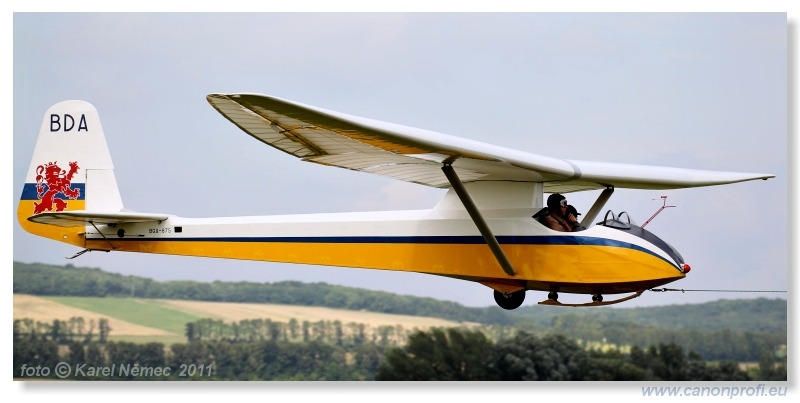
[19,182,686,296]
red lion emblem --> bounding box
[33,161,81,214]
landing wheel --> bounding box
[494,290,526,310]
[592,294,603,302]
[548,291,559,301]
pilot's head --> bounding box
[547,193,568,213]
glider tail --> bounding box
[18,100,122,245]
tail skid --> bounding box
[66,249,110,260]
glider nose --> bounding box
[682,263,691,273]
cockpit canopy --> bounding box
[599,210,634,229]
[599,210,685,267]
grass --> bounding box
[44,296,203,335]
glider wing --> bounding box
[207,93,773,193]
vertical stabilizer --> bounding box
[18,100,122,245]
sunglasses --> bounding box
[560,199,569,207]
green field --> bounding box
[44,296,203,336]
[19,294,465,345]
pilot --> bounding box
[541,193,582,232]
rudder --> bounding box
[18,100,122,245]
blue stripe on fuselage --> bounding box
[104,234,679,269]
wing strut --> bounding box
[441,164,516,276]
[580,186,615,228]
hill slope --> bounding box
[14,294,463,337]
[13,261,787,361]
[13,261,787,333]
[13,294,175,336]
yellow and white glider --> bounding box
[18,95,773,309]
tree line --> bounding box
[543,314,785,361]
[14,324,786,381]
[376,328,786,381]
[186,318,410,347]
[14,337,386,381]
[13,317,387,381]
[14,317,112,344]
[514,297,787,334]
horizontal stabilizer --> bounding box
[28,210,169,227]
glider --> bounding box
[18,95,773,309]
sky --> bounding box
[3,2,795,400]
[9,11,789,310]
